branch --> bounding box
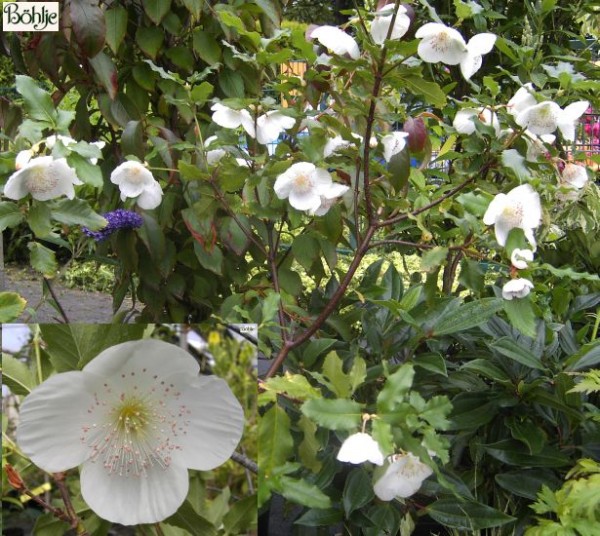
[231,451,258,474]
[266,223,290,344]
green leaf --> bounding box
[433,298,505,336]
[28,242,57,276]
[121,120,145,159]
[303,338,338,368]
[461,359,510,382]
[292,234,319,271]
[349,355,367,394]
[294,507,342,526]
[142,0,172,24]
[2,353,33,395]
[495,470,561,500]
[105,6,128,54]
[0,292,26,322]
[193,242,223,275]
[192,30,222,65]
[0,202,25,231]
[277,475,332,509]
[28,202,53,237]
[70,0,106,58]
[388,147,410,192]
[261,291,280,324]
[301,398,363,430]
[540,263,600,282]
[258,405,293,476]
[403,75,447,107]
[427,499,516,530]
[222,494,257,533]
[164,500,216,536]
[490,337,546,371]
[484,440,571,467]
[39,324,146,371]
[32,513,71,536]
[501,149,530,180]
[218,70,245,98]
[420,246,448,273]
[506,417,545,454]
[343,468,374,517]
[400,285,422,311]
[261,373,320,401]
[190,82,214,105]
[15,75,57,124]
[414,353,447,376]
[89,52,118,100]
[565,340,600,371]
[216,9,246,33]
[51,199,107,230]
[67,153,104,187]
[320,351,351,398]
[377,363,415,414]
[298,414,322,472]
[136,27,165,60]
[504,297,537,338]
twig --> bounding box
[266,223,290,343]
[231,451,258,474]
[42,276,69,323]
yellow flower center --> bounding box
[501,204,523,228]
[293,173,312,193]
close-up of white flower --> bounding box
[4,156,82,201]
[373,453,433,501]
[370,4,411,45]
[312,182,350,216]
[274,162,347,213]
[211,103,255,137]
[502,278,534,300]
[381,132,409,162]
[255,111,296,145]
[310,25,360,60]
[16,339,244,526]
[337,432,384,466]
[110,161,163,210]
[560,163,588,189]
[515,100,589,141]
[323,134,362,158]
[416,23,495,79]
[507,84,537,117]
[483,184,542,248]
[453,107,500,136]
[510,248,534,269]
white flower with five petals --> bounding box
[560,163,588,189]
[453,107,500,136]
[370,5,411,45]
[110,161,163,210]
[337,433,384,466]
[502,278,534,300]
[373,453,433,501]
[4,156,82,201]
[483,184,542,248]
[516,100,589,141]
[310,25,360,60]
[16,339,244,526]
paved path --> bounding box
[3,267,136,323]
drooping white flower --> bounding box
[453,107,500,136]
[16,339,244,526]
[255,111,295,145]
[312,182,350,216]
[274,162,346,213]
[516,100,589,141]
[373,453,433,501]
[337,432,384,466]
[381,132,409,162]
[560,163,588,189]
[211,103,255,137]
[310,25,360,60]
[110,161,163,210]
[370,4,411,45]
[483,184,542,248]
[4,156,82,201]
[323,134,362,158]
[502,278,534,300]
[510,248,534,269]
[507,84,537,117]
[460,33,497,80]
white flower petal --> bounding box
[17,371,100,472]
[556,101,588,142]
[289,189,322,212]
[511,248,534,269]
[502,278,534,300]
[311,25,360,60]
[516,102,562,136]
[370,5,410,45]
[373,453,433,501]
[416,23,467,65]
[483,193,507,225]
[256,111,295,145]
[507,84,537,117]
[170,376,244,471]
[453,109,479,134]
[136,180,163,210]
[15,149,34,169]
[80,459,189,525]
[337,433,384,465]
[467,33,496,55]
[460,50,483,80]
[561,163,588,189]
[381,132,409,162]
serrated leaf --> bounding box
[2,354,33,395]
[377,363,415,414]
[420,247,448,273]
[539,263,600,282]
[262,373,320,401]
[433,298,505,336]
[277,476,332,509]
[0,293,27,322]
[348,356,367,394]
[565,340,600,371]
[321,351,351,398]
[301,398,363,430]
[298,414,322,472]
[28,242,57,276]
[163,500,216,536]
[0,201,24,231]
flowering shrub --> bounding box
[1,0,600,533]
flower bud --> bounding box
[403,117,427,152]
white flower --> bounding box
[211,103,255,137]
[510,248,534,269]
[110,161,163,210]
[373,453,433,501]
[370,5,411,45]
[483,184,542,248]
[15,149,34,169]
[46,135,105,164]
[255,111,295,145]
[323,134,362,158]
[4,156,82,201]
[337,433,384,466]
[16,339,244,526]
[560,163,588,189]
[525,132,555,162]
[416,23,495,79]
[310,25,360,60]
[312,182,350,216]
[274,162,346,213]
[381,132,409,162]
[507,84,537,117]
[502,278,534,300]
[516,100,589,141]
[453,107,500,136]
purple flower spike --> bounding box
[83,209,144,242]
